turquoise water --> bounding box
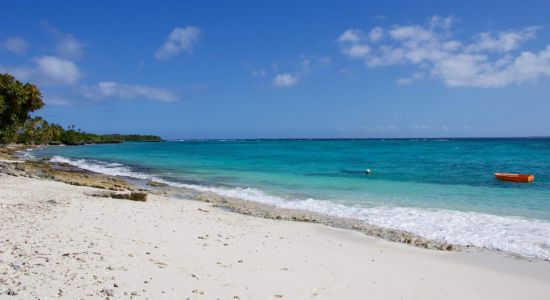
[28,139,550,259]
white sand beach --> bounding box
[1,174,550,299]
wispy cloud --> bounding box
[251,69,267,77]
[42,94,75,106]
[338,16,550,87]
[272,56,331,88]
[466,27,538,53]
[1,37,28,55]
[273,73,299,88]
[362,125,399,132]
[155,26,201,60]
[83,81,178,102]
[44,23,86,59]
[55,35,85,60]
[411,124,451,131]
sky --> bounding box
[1,0,550,139]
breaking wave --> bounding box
[50,155,550,260]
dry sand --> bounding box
[1,174,549,299]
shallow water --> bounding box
[29,138,550,259]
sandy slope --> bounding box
[1,174,549,299]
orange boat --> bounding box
[494,173,534,183]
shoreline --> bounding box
[5,145,550,261]
[2,164,550,298]
[4,145,461,252]
[1,145,550,298]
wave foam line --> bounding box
[50,156,550,260]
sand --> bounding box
[1,174,550,299]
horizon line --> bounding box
[161,136,550,141]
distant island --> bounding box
[0,73,162,146]
[47,131,162,145]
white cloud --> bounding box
[44,23,86,59]
[273,73,299,88]
[428,15,456,31]
[389,25,435,41]
[2,37,28,54]
[343,44,370,58]
[0,65,33,81]
[44,95,74,106]
[466,27,538,53]
[411,124,450,131]
[271,56,331,88]
[0,56,80,86]
[155,26,201,60]
[85,81,178,102]
[56,35,85,59]
[338,29,362,43]
[36,56,80,85]
[397,72,424,86]
[368,27,384,42]
[338,16,550,88]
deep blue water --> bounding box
[28,138,550,259]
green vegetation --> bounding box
[0,73,162,145]
[0,73,44,143]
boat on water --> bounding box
[494,173,534,183]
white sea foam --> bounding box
[50,156,550,260]
[20,151,35,159]
[50,156,161,181]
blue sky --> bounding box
[1,0,550,139]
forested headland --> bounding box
[0,73,162,145]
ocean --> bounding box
[28,138,550,259]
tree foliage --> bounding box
[0,73,44,143]
[0,73,162,145]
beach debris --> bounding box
[9,262,21,270]
[192,289,204,295]
[5,288,18,296]
[197,208,209,213]
[100,288,114,297]
[147,180,167,187]
[91,191,148,202]
[153,260,167,268]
